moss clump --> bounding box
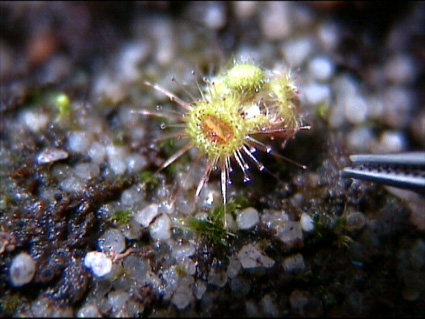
[185,201,240,246]
[109,209,132,225]
[139,171,160,188]
[0,293,23,316]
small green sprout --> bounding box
[132,59,310,227]
[55,93,71,120]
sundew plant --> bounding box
[133,60,310,226]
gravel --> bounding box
[67,132,94,154]
[84,252,112,278]
[300,213,315,233]
[20,110,49,133]
[282,253,306,274]
[76,304,102,318]
[106,145,128,175]
[281,36,314,67]
[274,221,304,247]
[302,83,332,106]
[149,213,171,241]
[237,244,275,269]
[9,252,36,287]
[134,203,160,227]
[308,55,335,81]
[236,207,260,230]
[74,162,101,180]
[98,228,126,254]
[192,280,207,300]
[36,148,69,165]
[171,285,193,310]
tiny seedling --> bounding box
[132,60,310,226]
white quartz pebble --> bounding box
[236,207,260,230]
[237,244,275,269]
[10,252,36,287]
[149,214,171,241]
[282,253,306,274]
[77,304,102,318]
[300,213,315,233]
[98,228,126,254]
[308,56,334,81]
[84,251,112,278]
[134,204,160,227]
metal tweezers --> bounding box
[341,152,425,193]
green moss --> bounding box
[160,138,182,162]
[9,152,22,165]
[312,213,355,249]
[139,171,159,188]
[109,209,132,225]
[185,200,240,246]
[335,234,354,249]
[0,293,23,316]
[233,194,250,208]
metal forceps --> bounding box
[341,152,425,193]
